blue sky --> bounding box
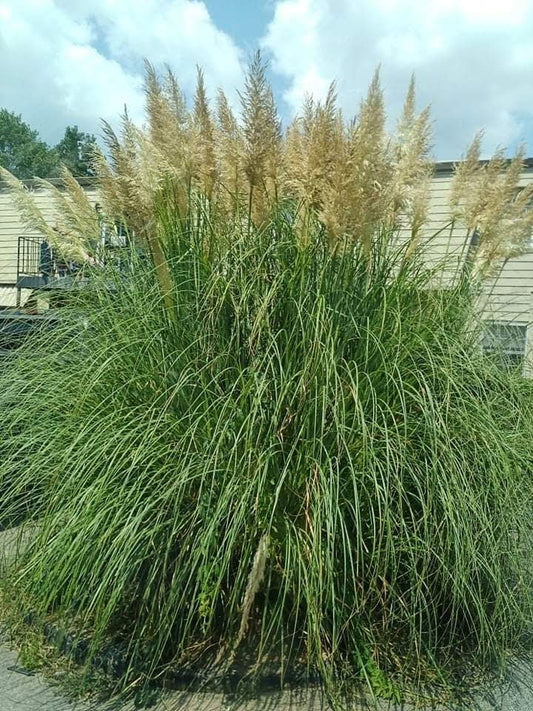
[1,0,533,160]
[206,0,273,51]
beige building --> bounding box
[423,160,533,370]
[1,165,533,367]
[0,177,98,308]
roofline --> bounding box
[3,160,533,186]
[434,157,533,174]
[0,176,98,191]
[22,176,98,188]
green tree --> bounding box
[55,125,97,176]
[0,109,59,179]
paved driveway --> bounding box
[0,643,330,710]
[0,646,90,711]
[1,528,533,710]
[2,642,533,711]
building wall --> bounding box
[0,170,532,321]
[403,166,533,329]
[0,181,98,307]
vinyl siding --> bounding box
[397,167,533,325]
[480,169,533,324]
[428,169,533,323]
[0,170,532,322]
[0,183,98,307]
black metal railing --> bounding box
[14,231,133,308]
[17,236,48,306]
[17,235,43,278]
[16,236,76,306]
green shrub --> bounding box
[1,55,533,706]
[1,206,532,704]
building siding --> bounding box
[0,170,532,323]
[0,182,98,307]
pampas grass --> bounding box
[1,208,532,706]
[0,54,533,708]
[2,53,531,286]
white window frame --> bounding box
[482,320,529,373]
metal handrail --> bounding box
[17,236,43,278]
[16,236,54,307]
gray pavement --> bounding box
[0,643,331,710]
[1,526,533,710]
[2,642,533,711]
[0,646,90,711]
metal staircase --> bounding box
[16,235,76,305]
[0,236,74,355]
[1,231,131,355]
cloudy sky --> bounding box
[1,0,533,160]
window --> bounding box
[482,321,528,370]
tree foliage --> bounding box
[0,110,59,179]
[56,125,97,177]
[0,110,97,179]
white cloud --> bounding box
[2,0,533,161]
[262,0,533,158]
[0,0,244,145]
[82,0,244,95]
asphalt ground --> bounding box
[1,527,532,710]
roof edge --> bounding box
[434,157,533,174]
[0,176,98,191]
[3,160,533,186]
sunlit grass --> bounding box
[0,202,532,706]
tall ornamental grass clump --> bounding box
[1,208,533,699]
[1,55,533,703]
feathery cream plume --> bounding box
[216,88,245,216]
[0,167,91,262]
[240,51,282,223]
[235,534,269,648]
[387,78,433,230]
[346,69,389,254]
[451,139,533,277]
[193,67,217,199]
